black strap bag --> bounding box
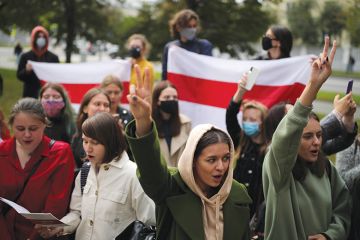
[115,220,156,240]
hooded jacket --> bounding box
[17,26,59,98]
[126,121,251,240]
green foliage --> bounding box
[287,0,319,45]
[113,0,272,60]
[346,0,360,47]
[319,1,346,39]
[0,0,114,62]
[0,68,22,119]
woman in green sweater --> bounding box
[263,36,351,240]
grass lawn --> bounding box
[0,68,22,118]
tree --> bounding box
[287,0,319,46]
[0,0,113,62]
[346,0,360,47]
[319,1,346,39]
[115,0,273,60]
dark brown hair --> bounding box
[292,112,327,182]
[169,9,200,39]
[269,25,293,58]
[151,80,181,138]
[76,88,110,134]
[264,101,288,144]
[194,128,232,161]
[82,112,127,163]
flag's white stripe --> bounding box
[179,101,230,130]
[168,46,313,86]
[30,60,131,84]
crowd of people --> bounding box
[0,8,359,240]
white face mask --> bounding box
[36,37,46,49]
[180,27,197,41]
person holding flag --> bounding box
[17,26,59,98]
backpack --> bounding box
[80,161,91,194]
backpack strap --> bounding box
[80,161,91,194]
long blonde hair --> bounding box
[234,101,268,163]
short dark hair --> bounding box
[76,88,110,134]
[151,80,181,137]
[270,25,293,58]
[194,128,232,161]
[9,98,47,126]
[82,112,127,163]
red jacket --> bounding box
[0,136,75,240]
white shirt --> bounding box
[61,153,156,240]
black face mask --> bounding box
[159,100,178,115]
[262,36,273,51]
[129,47,141,59]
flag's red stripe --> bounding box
[41,80,130,104]
[168,73,305,108]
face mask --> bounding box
[262,36,273,51]
[36,37,46,49]
[180,27,197,41]
[41,99,65,118]
[242,121,260,137]
[129,47,141,59]
[159,100,179,115]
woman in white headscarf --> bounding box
[125,67,251,239]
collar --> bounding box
[102,152,129,170]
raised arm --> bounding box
[225,73,248,146]
[322,93,357,155]
[126,65,178,204]
[264,36,337,190]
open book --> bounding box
[0,197,68,227]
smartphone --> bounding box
[346,79,353,94]
[245,67,260,91]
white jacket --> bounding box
[61,153,156,240]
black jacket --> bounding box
[17,50,59,98]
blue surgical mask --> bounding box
[242,121,260,137]
[180,27,197,41]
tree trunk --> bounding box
[64,0,76,63]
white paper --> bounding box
[0,197,30,213]
[0,197,68,226]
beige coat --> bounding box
[159,114,191,167]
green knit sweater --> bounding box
[262,101,351,240]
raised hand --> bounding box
[333,93,353,116]
[309,36,336,87]
[233,72,248,103]
[299,36,337,107]
[126,64,153,136]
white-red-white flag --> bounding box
[30,60,131,111]
[168,46,313,129]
